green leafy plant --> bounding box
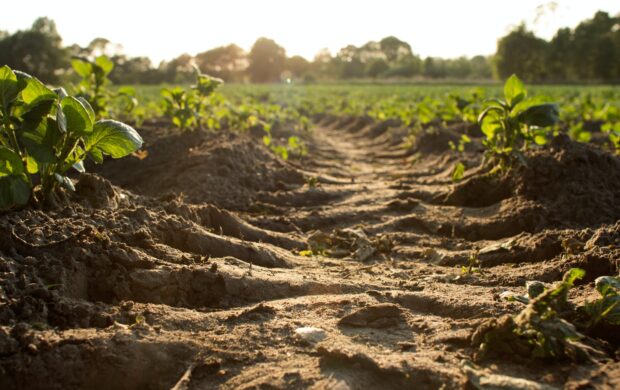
[71,55,115,117]
[474,268,589,361]
[449,135,470,182]
[478,75,559,168]
[0,65,142,209]
[448,134,471,153]
[601,121,620,153]
[305,176,319,188]
[161,66,222,131]
[262,129,307,160]
[461,251,481,275]
[72,56,140,122]
[583,275,620,327]
[451,162,465,182]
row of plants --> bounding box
[63,57,613,170]
[160,67,310,160]
[148,80,618,168]
[4,53,618,208]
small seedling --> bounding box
[161,66,223,131]
[305,176,319,188]
[478,74,559,168]
[474,268,588,361]
[461,252,482,275]
[451,162,466,182]
[582,275,620,327]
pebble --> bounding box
[294,326,327,344]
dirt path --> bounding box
[1,117,619,389]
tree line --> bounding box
[0,11,618,85]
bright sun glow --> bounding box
[2,0,619,64]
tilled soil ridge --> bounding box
[1,117,619,389]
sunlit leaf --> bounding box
[85,120,143,160]
[504,74,526,107]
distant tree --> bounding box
[247,38,286,83]
[357,41,384,63]
[423,57,447,78]
[195,44,247,82]
[0,17,67,83]
[494,24,548,82]
[382,55,423,78]
[158,53,195,83]
[286,55,311,78]
[614,16,620,80]
[570,11,619,81]
[110,55,160,84]
[366,58,389,78]
[446,57,471,79]
[469,55,493,79]
[311,48,337,79]
[379,36,412,62]
[334,45,365,79]
[547,27,572,81]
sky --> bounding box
[2,1,619,64]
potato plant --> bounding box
[161,67,223,131]
[72,55,138,120]
[0,65,142,209]
[262,130,307,160]
[478,75,559,167]
[483,269,620,361]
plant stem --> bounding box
[2,110,22,154]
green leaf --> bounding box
[0,175,31,209]
[477,105,503,124]
[504,74,526,107]
[0,65,21,113]
[19,75,56,107]
[89,147,104,163]
[576,131,592,143]
[517,104,560,128]
[510,96,552,117]
[595,276,620,295]
[564,268,586,286]
[534,134,548,145]
[76,97,95,124]
[20,99,55,132]
[117,86,136,96]
[194,73,222,97]
[0,146,25,176]
[57,102,67,133]
[61,96,94,134]
[21,130,57,164]
[85,120,143,160]
[25,155,38,174]
[71,58,93,78]
[288,136,300,148]
[451,162,465,182]
[480,112,502,140]
[95,56,114,75]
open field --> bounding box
[1,62,620,389]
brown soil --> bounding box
[1,118,619,389]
